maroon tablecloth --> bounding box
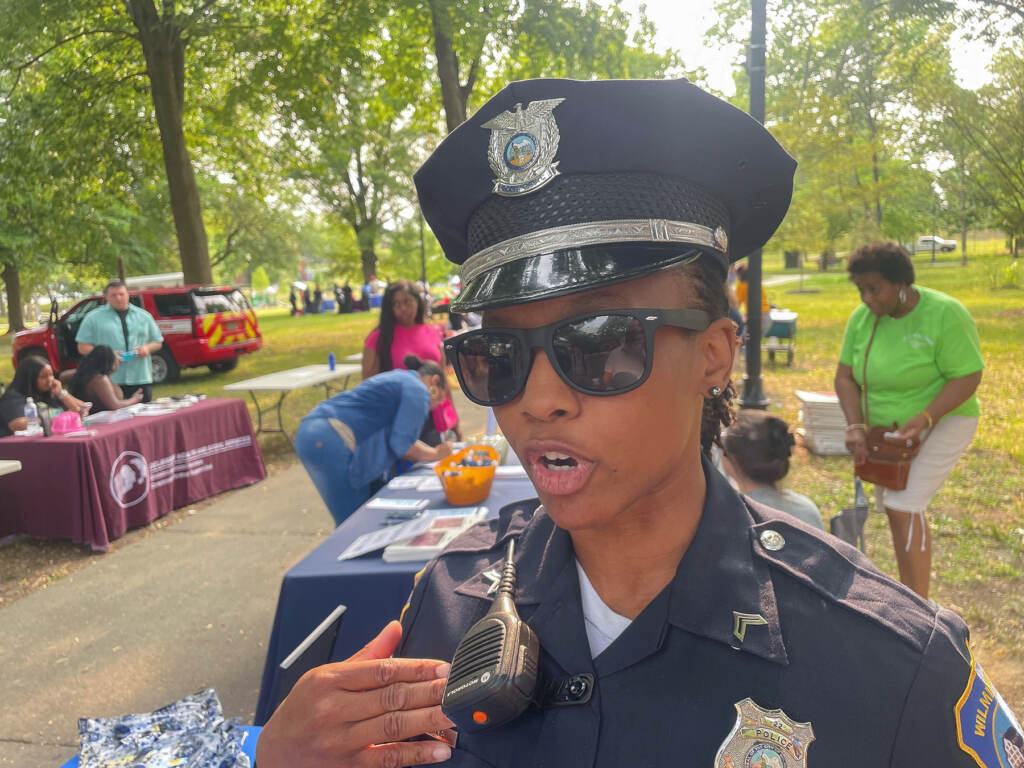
[0,398,266,550]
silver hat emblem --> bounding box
[482,98,565,197]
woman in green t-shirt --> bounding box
[834,242,983,599]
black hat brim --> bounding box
[450,243,710,312]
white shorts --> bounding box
[874,415,978,515]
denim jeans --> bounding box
[294,417,371,526]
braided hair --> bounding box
[672,255,736,454]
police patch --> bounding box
[956,654,1024,768]
[715,698,814,768]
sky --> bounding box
[616,0,997,96]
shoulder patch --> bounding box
[747,500,936,652]
[956,649,1024,768]
[399,565,428,624]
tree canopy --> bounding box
[1,0,1020,330]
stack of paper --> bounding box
[337,507,488,562]
[795,390,850,455]
[382,508,487,562]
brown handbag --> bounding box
[854,316,922,491]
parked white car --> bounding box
[915,235,957,252]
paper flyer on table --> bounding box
[337,514,436,560]
[336,507,490,561]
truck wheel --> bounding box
[151,349,180,384]
[208,358,238,374]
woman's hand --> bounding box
[896,413,930,443]
[845,427,869,465]
[255,621,453,768]
[435,442,454,461]
[135,345,150,359]
[128,388,145,405]
[52,382,87,413]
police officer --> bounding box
[257,78,1020,768]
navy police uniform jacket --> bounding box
[398,459,1017,766]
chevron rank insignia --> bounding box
[715,698,814,768]
[482,98,565,197]
[733,612,768,643]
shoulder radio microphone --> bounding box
[441,537,539,732]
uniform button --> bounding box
[759,529,785,551]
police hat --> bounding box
[415,78,796,312]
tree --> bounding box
[935,50,1024,255]
[0,0,276,284]
[711,0,950,251]
[0,47,155,330]
[418,0,681,134]
[246,2,432,283]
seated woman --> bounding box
[294,355,454,526]
[720,410,824,529]
[68,345,144,414]
[0,355,86,437]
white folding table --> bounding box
[223,363,361,442]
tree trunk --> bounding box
[360,247,377,284]
[960,223,968,266]
[870,151,882,227]
[427,0,468,134]
[128,0,211,284]
[348,219,378,283]
[2,261,25,334]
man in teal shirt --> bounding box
[76,279,164,402]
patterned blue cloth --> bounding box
[77,688,250,767]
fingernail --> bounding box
[432,745,452,761]
[435,662,450,678]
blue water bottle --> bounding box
[328,352,336,371]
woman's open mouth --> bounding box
[526,447,595,496]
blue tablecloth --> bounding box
[254,469,536,725]
[60,725,261,767]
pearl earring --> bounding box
[709,386,722,397]
[898,287,907,304]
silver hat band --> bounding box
[461,218,725,285]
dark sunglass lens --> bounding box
[456,333,523,404]
[552,315,647,392]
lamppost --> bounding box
[418,208,428,286]
[741,0,769,410]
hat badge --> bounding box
[482,98,565,197]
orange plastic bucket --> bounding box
[434,445,500,506]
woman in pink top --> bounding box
[362,280,442,375]
[363,279,460,441]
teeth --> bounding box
[543,452,571,460]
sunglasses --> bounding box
[444,308,711,407]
